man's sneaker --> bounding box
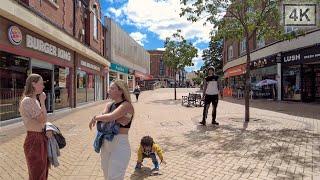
[199,121,206,126]
[212,121,219,125]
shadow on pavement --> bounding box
[130,167,162,180]
[159,121,320,179]
[147,99,181,106]
[221,97,320,120]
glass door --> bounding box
[302,65,314,102]
[31,59,54,112]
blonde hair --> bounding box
[22,73,43,97]
[112,79,132,103]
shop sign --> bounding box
[81,60,100,71]
[282,45,320,64]
[224,64,246,78]
[283,54,301,63]
[110,63,129,74]
[26,34,71,61]
[250,55,277,69]
[8,26,22,45]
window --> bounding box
[240,38,246,54]
[159,58,164,76]
[285,26,299,34]
[228,45,233,61]
[49,0,58,3]
[93,13,98,40]
[256,36,265,49]
[48,0,59,8]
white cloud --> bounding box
[129,32,148,46]
[185,48,204,72]
[110,0,213,44]
[156,48,165,51]
[107,7,123,18]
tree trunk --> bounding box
[245,36,251,122]
[174,70,177,100]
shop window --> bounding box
[109,71,117,83]
[87,74,95,102]
[0,52,29,121]
[54,66,71,109]
[77,70,87,104]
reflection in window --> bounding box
[54,66,71,109]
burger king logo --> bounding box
[8,26,22,46]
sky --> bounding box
[100,0,215,72]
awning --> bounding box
[134,71,153,80]
[224,64,246,78]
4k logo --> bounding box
[284,4,316,26]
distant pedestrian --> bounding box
[89,79,134,180]
[19,73,49,180]
[200,66,220,126]
[135,136,166,171]
[133,85,141,101]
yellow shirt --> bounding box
[137,143,163,162]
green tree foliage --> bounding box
[201,36,223,76]
[180,0,286,122]
[163,29,198,100]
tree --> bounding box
[192,77,202,86]
[201,36,223,76]
[163,29,198,100]
[180,0,286,122]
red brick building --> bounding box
[222,2,320,102]
[0,0,109,122]
[148,50,175,87]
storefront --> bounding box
[134,70,153,90]
[250,54,278,99]
[76,55,105,105]
[128,69,135,91]
[223,64,246,97]
[109,63,129,84]
[0,17,74,121]
[281,44,320,102]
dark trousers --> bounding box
[142,153,158,167]
[135,94,139,101]
[202,94,219,122]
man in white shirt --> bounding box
[200,66,220,126]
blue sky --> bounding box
[100,0,214,71]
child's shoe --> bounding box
[135,163,142,170]
[152,163,159,171]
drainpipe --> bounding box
[73,0,77,108]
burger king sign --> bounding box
[8,26,22,46]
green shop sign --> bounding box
[110,63,129,74]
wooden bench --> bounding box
[182,93,204,107]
